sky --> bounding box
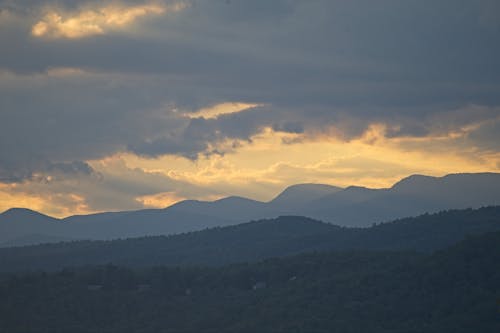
[1,0,499,217]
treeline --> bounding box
[1,207,499,272]
[0,231,499,332]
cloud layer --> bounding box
[0,0,499,216]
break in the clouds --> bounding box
[0,0,499,216]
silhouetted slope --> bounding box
[1,207,498,272]
[64,208,235,239]
[0,231,499,333]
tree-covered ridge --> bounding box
[1,207,499,272]
[0,231,499,333]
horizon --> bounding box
[1,171,499,218]
[1,0,499,218]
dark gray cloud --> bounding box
[0,0,499,181]
[5,157,224,214]
[0,159,96,184]
[0,70,185,179]
[466,116,500,151]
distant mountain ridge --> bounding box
[1,172,500,246]
[303,172,500,225]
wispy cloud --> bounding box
[184,102,263,120]
[135,191,185,208]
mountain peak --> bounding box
[344,185,373,192]
[270,183,343,207]
[392,173,500,192]
[391,174,436,190]
[282,183,343,192]
[214,196,261,204]
[1,207,46,217]
[0,208,59,225]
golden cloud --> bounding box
[135,191,185,208]
[31,2,188,39]
[122,123,500,200]
[0,185,46,214]
[183,102,263,120]
[0,184,91,218]
[2,118,499,217]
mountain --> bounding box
[1,206,499,272]
[1,172,500,245]
[0,208,62,242]
[302,172,500,226]
[0,207,236,245]
[268,183,343,209]
[167,196,273,222]
[168,184,343,221]
[62,208,235,239]
[0,185,338,246]
[1,231,499,332]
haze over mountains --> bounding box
[1,172,499,247]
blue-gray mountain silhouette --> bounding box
[1,172,499,246]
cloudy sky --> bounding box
[1,0,499,217]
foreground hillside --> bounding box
[1,206,499,272]
[1,231,499,333]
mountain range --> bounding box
[1,172,499,246]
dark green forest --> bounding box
[0,207,499,332]
[1,207,499,272]
[0,231,499,332]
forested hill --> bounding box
[1,206,499,272]
[0,231,499,333]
